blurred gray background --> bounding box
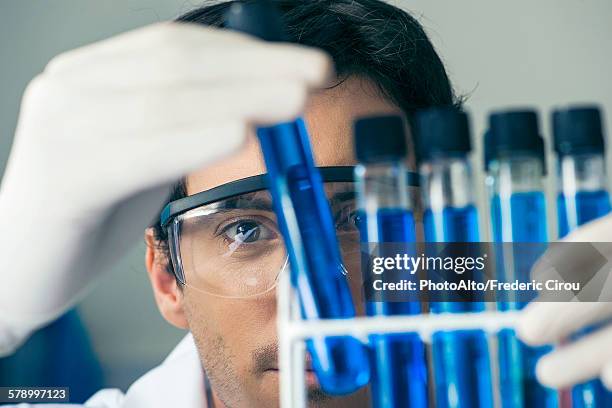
[1,0,611,393]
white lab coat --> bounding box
[4,334,208,408]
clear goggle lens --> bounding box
[167,182,363,298]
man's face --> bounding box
[159,76,402,408]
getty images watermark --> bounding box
[361,242,612,303]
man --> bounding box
[0,0,455,406]
[144,1,455,407]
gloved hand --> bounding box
[0,22,331,356]
[517,213,612,390]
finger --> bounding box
[105,121,250,201]
[530,241,612,303]
[45,24,251,73]
[529,245,579,303]
[47,46,332,90]
[45,23,333,87]
[23,78,310,135]
[536,323,612,388]
[112,80,309,129]
[518,302,612,346]
[152,122,249,182]
[563,213,612,243]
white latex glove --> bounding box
[517,213,612,390]
[0,22,331,356]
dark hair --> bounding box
[151,0,457,271]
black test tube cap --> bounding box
[552,105,605,156]
[414,107,472,163]
[354,115,408,164]
[225,0,287,42]
[485,109,546,171]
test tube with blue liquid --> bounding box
[353,115,428,408]
[485,110,558,408]
[414,107,493,408]
[552,106,612,407]
[225,0,370,395]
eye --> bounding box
[336,206,363,232]
[351,211,364,230]
[346,211,365,231]
[222,219,276,244]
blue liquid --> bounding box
[491,192,549,243]
[424,205,480,243]
[360,208,428,408]
[557,190,611,238]
[257,121,370,394]
[424,205,494,408]
[490,192,558,408]
[557,189,611,407]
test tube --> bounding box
[415,107,493,408]
[485,110,558,408]
[552,106,612,407]
[225,0,370,395]
[554,106,611,235]
[354,115,428,408]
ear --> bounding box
[144,228,188,329]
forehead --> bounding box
[186,76,401,195]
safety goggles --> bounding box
[160,166,420,298]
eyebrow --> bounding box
[329,191,356,205]
[224,194,355,212]
[215,196,274,212]
[198,187,356,214]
